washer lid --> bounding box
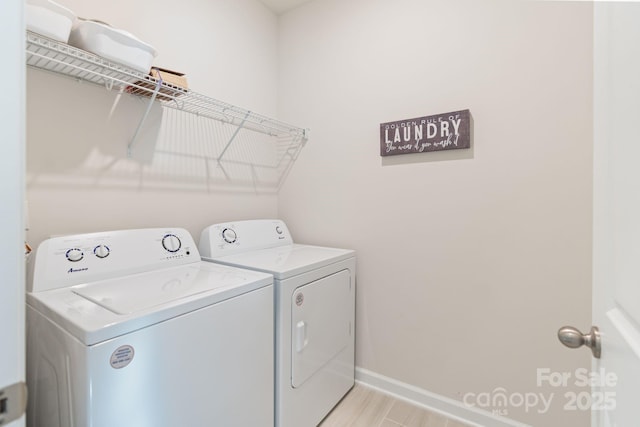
[26,262,273,345]
[73,264,246,315]
[205,244,355,280]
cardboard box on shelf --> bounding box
[150,67,188,89]
[127,67,188,101]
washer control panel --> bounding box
[31,228,198,293]
[199,219,294,259]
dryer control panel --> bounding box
[30,228,198,293]
[199,219,293,259]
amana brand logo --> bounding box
[68,267,88,274]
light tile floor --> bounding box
[319,384,473,427]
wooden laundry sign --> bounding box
[380,109,471,156]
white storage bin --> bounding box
[26,0,76,43]
[68,19,157,73]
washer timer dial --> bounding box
[222,228,237,244]
[162,234,182,253]
[94,245,110,258]
[66,248,84,262]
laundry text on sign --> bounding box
[379,109,470,156]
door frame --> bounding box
[0,0,26,425]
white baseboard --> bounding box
[355,367,531,427]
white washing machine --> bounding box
[26,228,274,427]
[199,219,356,427]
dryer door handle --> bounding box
[295,321,308,353]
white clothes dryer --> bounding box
[199,219,356,427]
[26,228,274,427]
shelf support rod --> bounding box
[217,111,251,162]
[127,79,163,157]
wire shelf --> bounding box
[25,31,308,177]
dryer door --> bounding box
[291,269,352,388]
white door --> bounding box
[591,3,640,427]
[0,0,26,426]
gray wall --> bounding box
[277,1,593,425]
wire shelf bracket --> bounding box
[127,78,163,157]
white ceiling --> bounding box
[259,0,314,14]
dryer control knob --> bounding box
[276,226,283,235]
[66,248,84,262]
[162,234,181,253]
[222,228,237,244]
[94,245,110,258]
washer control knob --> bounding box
[94,245,110,258]
[162,234,181,253]
[66,248,84,262]
[222,228,237,244]
[276,226,283,235]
